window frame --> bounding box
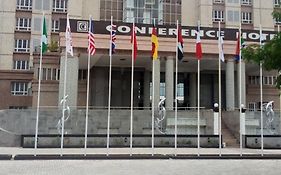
[241,12,252,24]
[13,60,29,70]
[16,0,32,10]
[16,18,31,31]
[14,39,30,52]
[11,82,29,96]
[52,0,68,12]
[212,10,224,22]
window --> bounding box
[248,76,277,85]
[274,0,280,7]
[213,10,224,22]
[52,0,67,12]
[11,82,29,96]
[52,20,60,32]
[177,83,184,102]
[227,0,239,3]
[214,0,224,3]
[227,10,240,22]
[241,0,251,5]
[13,60,29,70]
[145,0,155,5]
[160,82,165,98]
[78,69,87,80]
[14,39,30,52]
[16,18,31,31]
[38,68,60,80]
[16,0,32,10]
[248,102,256,111]
[241,12,252,24]
[274,17,281,24]
[9,106,28,109]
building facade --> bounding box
[0,0,280,111]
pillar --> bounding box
[189,73,197,108]
[237,60,246,107]
[152,59,160,109]
[58,55,79,108]
[226,60,235,111]
[165,57,174,110]
[143,70,150,108]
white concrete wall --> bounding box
[0,0,16,69]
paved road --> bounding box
[1,159,281,175]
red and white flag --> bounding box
[88,18,96,55]
[131,22,137,61]
[196,25,202,60]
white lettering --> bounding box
[270,34,276,40]
[106,25,111,32]
[158,28,167,35]
[136,26,146,34]
[206,30,216,38]
[169,28,177,36]
[182,29,189,36]
[118,25,130,33]
[148,27,153,34]
[248,33,259,40]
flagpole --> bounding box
[84,16,92,156]
[106,16,113,156]
[277,24,281,135]
[130,20,135,156]
[60,14,70,156]
[239,23,243,156]
[175,20,179,156]
[34,12,45,156]
[151,18,156,156]
[218,21,222,157]
[259,24,264,156]
[197,20,201,156]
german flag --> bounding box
[151,24,159,59]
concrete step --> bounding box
[221,121,239,147]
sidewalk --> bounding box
[2,147,281,158]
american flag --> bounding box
[88,19,96,55]
[111,24,117,54]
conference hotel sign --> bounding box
[60,19,277,42]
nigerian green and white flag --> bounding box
[41,16,48,53]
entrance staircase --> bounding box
[221,121,239,148]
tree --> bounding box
[242,1,281,88]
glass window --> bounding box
[11,82,29,96]
[16,0,32,10]
[13,60,29,70]
[14,39,30,52]
[274,0,280,7]
[52,20,60,32]
[52,0,68,12]
[241,12,252,24]
[16,18,31,31]
[213,10,224,22]
[241,0,252,5]
[213,0,224,3]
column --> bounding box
[226,60,235,111]
[91,67,107,107]
[153,59,160,109]
[165,57,174,110]
[189,73,197,108]
[58,55,79,108]
[213,75,219,104]
[143,70,150,108]
[237,60,246,107]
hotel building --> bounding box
[0,0,280,112]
